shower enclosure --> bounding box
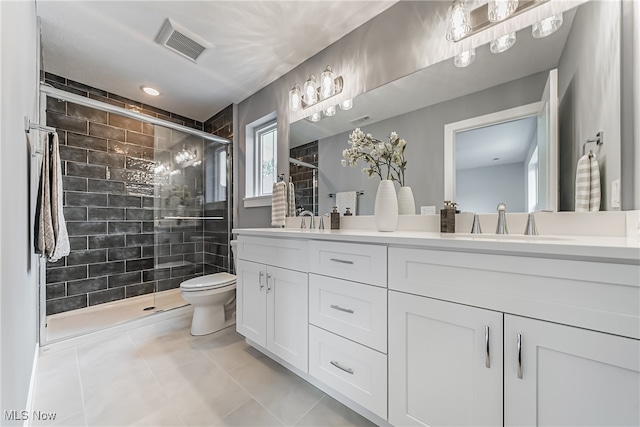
[39,82,232,344]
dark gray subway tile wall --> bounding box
[44,73,232,316]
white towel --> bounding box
[287,181,296,217]
[35,133,54,257]
[336,191,358,215]
[575,153,601,212]
[49,132,70,261]
[271,181,287,227]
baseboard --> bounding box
[24,343,39,427]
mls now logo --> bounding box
[4,410,57,421]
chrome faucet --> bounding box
[524,212,538,236]
[299,210,315,229]
[496,203,508,234]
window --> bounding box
[245,113,278,206]
[255,120,277,196]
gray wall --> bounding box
[317,72,548,215]
[457,163,526,214]
[0,0,39,421]
[558,0,621,211]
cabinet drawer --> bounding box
[309,325,387,419]
[237,236,308,272]
[309,240,387,287]
[309,274,387,353]
[389,247,640,339]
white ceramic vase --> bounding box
[374,180,398,231]
[397,186,415,215]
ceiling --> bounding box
[455,116,538,170]
[36,0,397,122]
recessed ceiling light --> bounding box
[142,86,160,96]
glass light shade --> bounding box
[490,32,516,53]
[339,99,353,111]
[302,75,317,106]
[320,66,336,100]
[324,105,336,117]
[454,48,476,67]
[289,84,302,112]
[445,0,471,42]
[532,13,563,38]
[308,112,321,122]
[488,0,518,22]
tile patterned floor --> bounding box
[33,316,377,427]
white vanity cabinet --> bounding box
[388,246,640,427]
[236,236,309,373]
[388,291,504,426]
[504,315,640,426]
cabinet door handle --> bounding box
[330,304,354,314]
[266,274,272,293]
[517,333,523,379]
[258,271,264,290]
[330,360,354,374]
[485,326,490,368]
[329,258,354,265]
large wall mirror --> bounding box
[290,0,623,215]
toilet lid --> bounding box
[180,272,236,291]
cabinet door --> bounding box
[236,259,267,347]
[505,315,640,426]
[266,266,309,373]
[389,291,503,426]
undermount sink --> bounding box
[449,233,574,242]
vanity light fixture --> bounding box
[142,86,160,96]
[175,146,197,164]
[324,105,337,117]
[308,112,322,123]
[445,0,471,42]
[289,65,344,112]
[488,0,519,22]
[320,66,336,100]
[339,99,353,111]
[454,48,476,67]
[490,32,516,53]
[532,12,563,38]
[302,75,318,106]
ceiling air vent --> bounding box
[155,19,211,62]
[350,115,371,125]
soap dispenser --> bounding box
[440,201,457,233]
[330,206,340,230]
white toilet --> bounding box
[180,240,238,336]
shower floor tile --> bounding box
[33,318,376,427]
[46,289,187,342]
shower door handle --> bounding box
[259,271,264,291]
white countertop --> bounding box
[232,227,640,264]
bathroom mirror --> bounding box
[290,0,622,214]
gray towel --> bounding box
[287,181,296,217]
[49,133,70,261]
[35,134,54,257]
[575,153,601,212]
[271,181,287,227]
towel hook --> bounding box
[582,131,604,157]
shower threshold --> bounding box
[45,288,187,343]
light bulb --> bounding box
[308,112,321,122]
[320,66,336,100]
[302,75,317,106]
[490,32,516,53]
[454,48,476,67]
[488,0,519,22]
[532,13,563,38]
[141,86,160,96]
[446,0,471,42]
[289,84,302,112]
[324,105,336,117]
[339,99,353,111]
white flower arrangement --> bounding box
[342,128,408,186]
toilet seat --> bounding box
[180,272,236,292]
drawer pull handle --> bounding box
[330,304,354,314]
[330,360,354,375]
[485,326,490,369]
[329,258,354,265]
[517,333,523,379]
